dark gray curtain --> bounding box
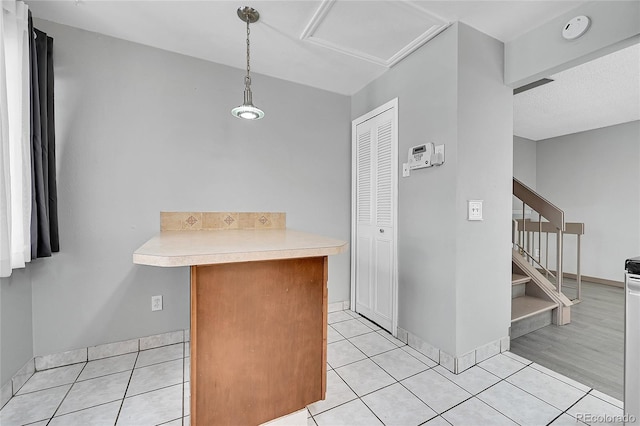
[28,12,59,258]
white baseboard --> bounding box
[1,380,12,410]
[4,328,189,401]
[400,327,510,374]
[8,358,35,398]
[327,300,351,313]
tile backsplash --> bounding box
[160,212,286,231]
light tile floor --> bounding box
[0,309,626,426]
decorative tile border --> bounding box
[161,212,286,231]
[400,327,510,374]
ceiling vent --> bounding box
[514,78,555,95]
[300,0,450,68]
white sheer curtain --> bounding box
[0,0,32,278]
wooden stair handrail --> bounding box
[513,178,565,231]
[514,219,584,235]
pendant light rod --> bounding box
[231,6,264,120]
[244,10,252,86]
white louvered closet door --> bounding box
[354,107,396,332]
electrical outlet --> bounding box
[535,248,540,257]
[151,295,163,311]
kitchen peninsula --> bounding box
[133,212,348,425]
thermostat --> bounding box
[408,143,434,170]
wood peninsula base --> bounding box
[133,212,347,425]
[190,257,328,425]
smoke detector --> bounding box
[562,16,591,40]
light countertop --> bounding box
[133,229,348,267]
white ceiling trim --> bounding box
[300,0,450,68]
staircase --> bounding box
[510,178,584,339]
[511,250,571,338]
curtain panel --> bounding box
[0,2,58,277]
[0,0,31,277]
[29,14,59,258]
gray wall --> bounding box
[27,19,351,357]
[455,24,512,355]
[0,270,33,386]
[513,136,537,189]
[505,1,640,88]
[536,121,640,281]
[352,23,512,357]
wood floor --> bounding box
[510,278,624,400]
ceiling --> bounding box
[514,42,640,141]
[25,0,639,140]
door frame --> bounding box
[350,97,399,337]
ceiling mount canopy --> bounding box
[231,6,264,120]
[237,6,259,24]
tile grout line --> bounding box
[467,364,590,425]
[114,349,141,425]
[17,353,147,398]
[134,356,185,371]
[11,375,78,398]
[45,357,89,424]
[45,399,124,423]
[558,390,593,425]
[435,376,522,425]
[6,311,611,426]
[316,328,437,424]
[418,416,452,426]
[323,313,468,424]
[470,395,522,425]
[475,352,600,423]
[328,322,572,425]
[31,346,187,423]
[527,363,597,394]
[313,329,384,420]
[499,364,594,416]
[356,389,394,426]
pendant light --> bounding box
[231,6,264,120]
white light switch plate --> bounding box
[151,295,163,311]
[468,200,483,221]
[435,144,445,165]
[402,163,410,177]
